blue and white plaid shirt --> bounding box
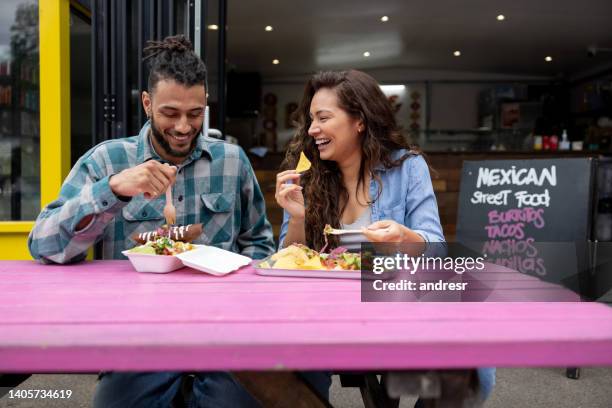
[28,122,275,263]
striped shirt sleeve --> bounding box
[235,147,275,259]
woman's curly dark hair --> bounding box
[281,70,422,250]
[143,35,207,93]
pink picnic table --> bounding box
[1,260,612,373]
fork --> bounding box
[163,186,176,225]
[325,227,363,235]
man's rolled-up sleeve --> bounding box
[236,149,275,259]
[28,154,129,264]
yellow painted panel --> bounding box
[39,0,71,208]
[0,222,33,259]
[0,232,32,260]
[0,233,93,261]
[0,222,35,233]
[0,222,94,260]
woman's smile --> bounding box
[315,137,331,150]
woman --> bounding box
[275,70,495,402]
[276,69,443,251]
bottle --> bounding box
[550,134,559,151]
[543,135,550,150]
[534,135,542,150]
[560,129,570,150]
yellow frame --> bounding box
[0,0,71,260]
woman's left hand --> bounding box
[361,220,424,243]
[361,220,405,242]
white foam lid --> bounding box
[176,245,252,276]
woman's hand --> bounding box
[361,220,424,243]
[275,170,305,220]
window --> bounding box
[0,1,39,221]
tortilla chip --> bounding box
[302,256,323,270]
[295,152,312,173]
[273,256,300,270]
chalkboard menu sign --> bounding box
[456,158,595,286]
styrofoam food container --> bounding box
[176,245,252,276]
[121,246,200,273]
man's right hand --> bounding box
[109,161,177,199]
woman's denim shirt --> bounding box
[279,150,445,247]
[278,152,496,399]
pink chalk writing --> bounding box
[487,207,545,229]
[482,208,548,276]
[482,238,538,257]
[485,223,525,239]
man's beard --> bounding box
[150,116,200,158]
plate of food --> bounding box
[253,243,362,279]
[122,224,202,273]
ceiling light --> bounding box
[207,24,218,30]
[265,25,273,32]
[272,59,280,65]
[545,56,553,62]
[453,50,461,57]
[381,16,389,22]
[363,51,371,57]
[496,14,505,21]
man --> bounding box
[27,35,287,407]
[28,35,274,263]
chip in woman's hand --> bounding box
[295,152,312,173]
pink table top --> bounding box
[1,260,611,373]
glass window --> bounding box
[70,8,92,166]
[0,0,39,221]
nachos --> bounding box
[261,244,361,271]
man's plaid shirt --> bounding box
[28,122,275,263]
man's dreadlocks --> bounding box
[143,35,207,93]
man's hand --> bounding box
[75,162,175,232]
[109,161,177,199]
